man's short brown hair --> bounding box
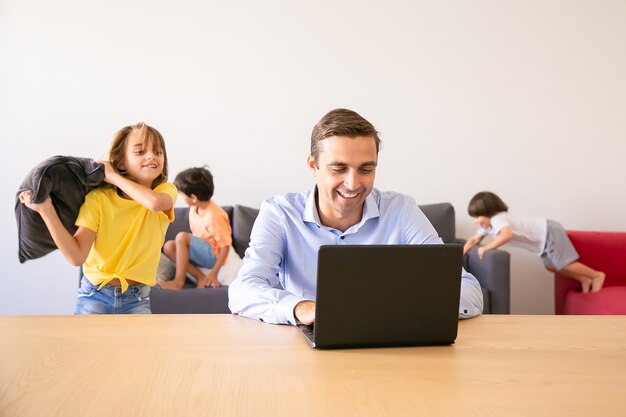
[310,108,381,165]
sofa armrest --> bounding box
[555,230,626,314]
[464,245,510,314]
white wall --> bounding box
[1,0,625,315]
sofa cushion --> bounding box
[564,286,626,314]
[418,203,455,243]
[164,207,191,242]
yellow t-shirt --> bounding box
[76,182,178,292]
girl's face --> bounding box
[121,129,165,187]
[473,216,492,229]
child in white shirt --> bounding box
[464,191,605,293]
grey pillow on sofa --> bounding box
[232,205,260,258]
[418,203,455,243]
[15,156,104,263]
[156,253,176,282]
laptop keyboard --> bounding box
[299,324,315,342]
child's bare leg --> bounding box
[563,262,605,292]
[545,264,592,293]
[159,232,192,290]
[557,262,605,293]
[186,263,209,288]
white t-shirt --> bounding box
[477,212,547,254]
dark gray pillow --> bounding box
[15,156,104,263]
[418,203,455,243]
[232,205,260,258]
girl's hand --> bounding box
[477,247,487,260]
[100,161,118,184]
[19,191,53,213]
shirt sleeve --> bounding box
[489,213,510,236]
[75,191,100,233]
[404,198,484,319]
[215,211,233,248]
[154,182,177,222]
[228,200,305,325]
[457,268,484,319]
[476,227,489,237]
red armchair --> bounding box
[554,230,626,314]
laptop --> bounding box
[296,244,463,349]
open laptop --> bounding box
[296,244,463,349]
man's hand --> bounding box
[294,300,316,325]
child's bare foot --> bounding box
[581,278,592,293]
[157,280,185,290]
[591,272,605,293]
[196,276,208,288]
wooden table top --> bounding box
[1,314,625,417]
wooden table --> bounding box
[1,314,625,417]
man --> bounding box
[228,108,483,325]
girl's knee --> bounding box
[163,240,176,255]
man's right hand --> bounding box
[294,300,316,325]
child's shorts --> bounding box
[540,220,579,271]
[189,235,217,269]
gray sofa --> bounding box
[150,202,511,314]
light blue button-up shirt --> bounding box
[228,187,483,324]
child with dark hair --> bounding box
[464,191,605,293]
[158,167,232,290]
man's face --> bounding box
[308,135,377,229]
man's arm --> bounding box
[458,268,484,319]
[228,201,307,325]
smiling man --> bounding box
[228,108,483,325]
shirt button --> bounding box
[340,236,345,240]
[464,309,468,314]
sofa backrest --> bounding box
[165,202,456,258]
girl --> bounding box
[19,122,177,313]
[464,191,605,293]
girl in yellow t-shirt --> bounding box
[18,122,177,314]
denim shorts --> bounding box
[75,276,152,314]
[189,235,217,269]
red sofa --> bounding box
[554,230,626,314]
